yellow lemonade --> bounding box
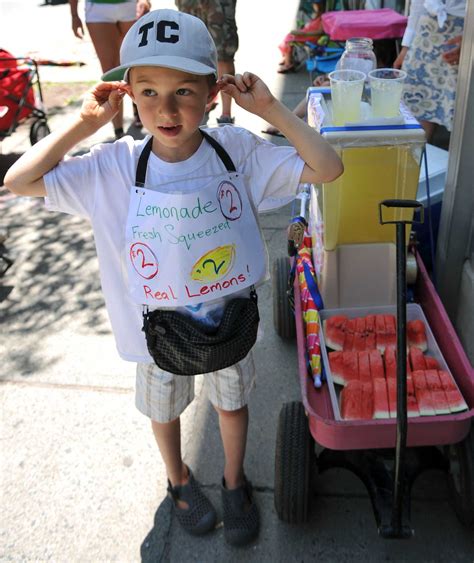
[331,81,364,125]
[371,81,404,118]
[322,145,421,250]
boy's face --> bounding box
[128,66,218,162]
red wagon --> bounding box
[272,207,473,536]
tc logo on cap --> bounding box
[138,20,180,47]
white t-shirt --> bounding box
[44,126,305,362]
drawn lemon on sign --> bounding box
[190,245,236,283]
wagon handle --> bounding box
[378,198,417,538]
[378,199,424,226]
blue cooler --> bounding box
[413,144,449,269]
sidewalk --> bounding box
[1,1,473,562]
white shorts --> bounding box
[135,352,256,423]
[85,1,136,24]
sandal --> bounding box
[216,115,235,126]
[261,128,284,138]
[221,476,259,546]
[114,127,125,140]
[277,63,296,74]
[312,74,329,87]
[167,468,217,536]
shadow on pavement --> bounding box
[140,496,173,563]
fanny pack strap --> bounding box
[135,129,236,187]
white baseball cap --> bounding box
[102,9,218,81]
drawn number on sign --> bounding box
[217,181,242,221]
[130,242,159,280]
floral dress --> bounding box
[402,12,464,131]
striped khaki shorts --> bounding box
[135,352,256,423]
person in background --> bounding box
[393,0,466,141]
[277,1,324,74]
[69,0,151,138]
[175,0,239,125]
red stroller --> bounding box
[0,49,51,146]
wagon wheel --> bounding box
[447,423,474,528]
[272,256,295,340]
[274,401,316,523]
[30,119,50,145]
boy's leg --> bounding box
[136,363,217,534]
[214,405,248,489]
[206,355,259,545]
[151,418,188,484]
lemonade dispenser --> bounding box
[306,86,426,308]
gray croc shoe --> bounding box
[167,469,217,536]
[221,476,260,546]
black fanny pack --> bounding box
[142,290,259,376]
[136,131,260,376]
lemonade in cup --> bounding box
[369,68,407,118]
[329,69,366,126]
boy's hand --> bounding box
[80,82,128,130]
[218,72,276,117]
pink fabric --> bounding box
[322,9,407,41]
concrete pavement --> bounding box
[1,1,473,561]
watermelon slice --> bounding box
[424,370,450,415]
[369,349,384,380]
[384,346,397,379]
[324,316,347,350]
[373,378,390,419]
[383,315,397,348]
[375,314,385,334]
[361,381,374,419]
[406,377,420,418]
[365,314,376,333]
[342,351,359,385]
[409,346,426,371]
[343,318,357,351]
[386,378,397,418]
[375,315,387,353]
[355,317,366,334]
[438,370,468,413]
[353,331,368,352]
[366,331,377,350]
[386,377,420,418]
[328,351,345,386]
[340,380,363,420]
[424,356,440,370]
[358,351,371,382]
[407,319,428,352]
[412,370,436,416]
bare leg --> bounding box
[218,60,235,119]
[420,120,437,143]
[151,418,189,508]
[215,405,248,489]
[87,21,133,132]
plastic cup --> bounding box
[369,68,407,118]
[329,69,366,126]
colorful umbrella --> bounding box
[288,213,325,388]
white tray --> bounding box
[319,303,453,421]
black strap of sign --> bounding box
[135,129,236,187]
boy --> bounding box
[5,9,342,547]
